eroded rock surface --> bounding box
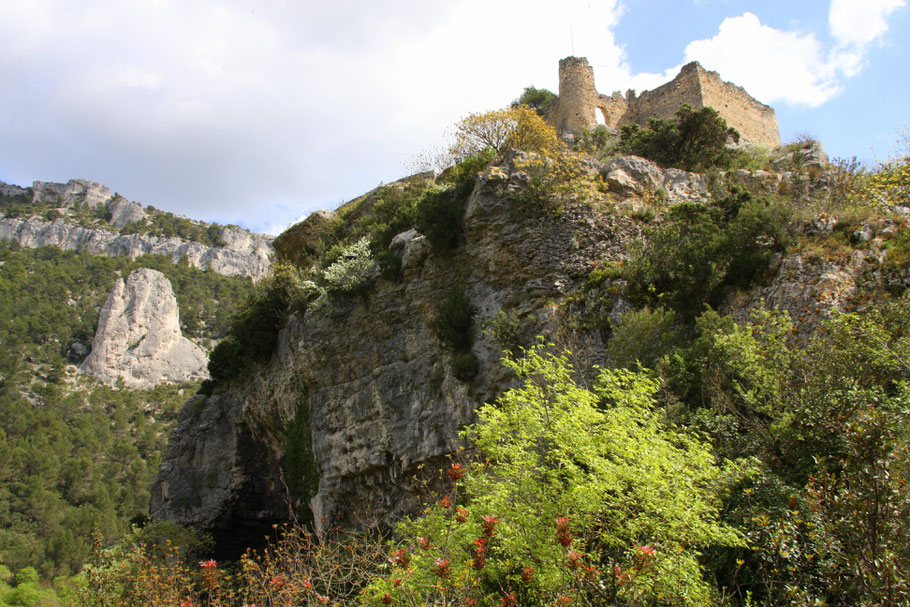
[0,217,272,279]
[151,155,896,549]
[80,268,208,389]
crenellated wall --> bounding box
[549,57,781,148]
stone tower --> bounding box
[552,56,601,135]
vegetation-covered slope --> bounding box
[0,238,256,602]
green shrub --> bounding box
[451,351,479,381]
[432,289,474,353]
[320,236,374,296]
[607,306,678,370]
[624,188,791,319]
[619,104,740,172]
[485,308,528,355]
[511,86,557,117]
[415,186,467,253]
[366,346,744,606]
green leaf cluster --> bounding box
[619,104,740,172]
[375,346,744,606]
[624,187,792,319]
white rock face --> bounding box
[80,268,208,389]
[0,217,272,279]
[106,197,147,228]
[32,179,111,207]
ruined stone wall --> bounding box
[548,57,781,147]
[697,66,781,147]
[625,62,704,124]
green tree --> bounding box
[511,86,557,117]
[619,104,740,171]
[367,346,744,606]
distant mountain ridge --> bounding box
[0,178,273,279]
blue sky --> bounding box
[0,1,907,235]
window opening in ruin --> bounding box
[595,107,607,126]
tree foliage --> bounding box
[450,106,561,161]
[619,104,740,172]
[511,86,557,117]
[366,346,744,606]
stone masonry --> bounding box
[548,57,780,148]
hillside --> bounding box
[144,109,910,606]
[4,106,909,606]
[0,181,265,595]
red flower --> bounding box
[381,592,393,605]
[499,592,518,607]
[565,551,582,571]
[432,558,451,579]
[446,463,464,482]
[269,574,286,590]
[392,578,402,587]
[633,544,655,570]
[481,515,500,537]
[455,507,468,523]
[472,538,487,570]
[198,559,217,568]
[418,536,432,551]
[555,517,572,547]
[552,595,572,606]
[389,548,411,569]
[301,578,314,591]
[440,496,453,509]
[521,566,534,582]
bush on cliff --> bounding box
[619,104,740,172]
[450,106,561,161]
[364,345,744,607]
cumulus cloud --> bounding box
[829,0,906,47]
[684,13,839,107]
[0,0,635,233]
[681,2,905,108]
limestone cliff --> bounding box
[151,153,901,549]
[0,179,273,279]
[80,268,209,389]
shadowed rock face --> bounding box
[151,154,890,551]
[80,268,208,389]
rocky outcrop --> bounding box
[106,196,147,228]
[151,155,894,550]
[601,155,708,202]
[150,156,638,543]
[32,179,112,207]
[0,217,273,279]
[0,181,27,198]
[80,268,208,389]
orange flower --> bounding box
[446,463,464,481]
[521,566,534,582]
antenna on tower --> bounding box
[570,25,575,56]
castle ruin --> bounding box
[548,57,780,148]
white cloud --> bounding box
[0,0,637,234]
[683,12,840,107]
[681,3,905,108]
[829,0,906,47]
